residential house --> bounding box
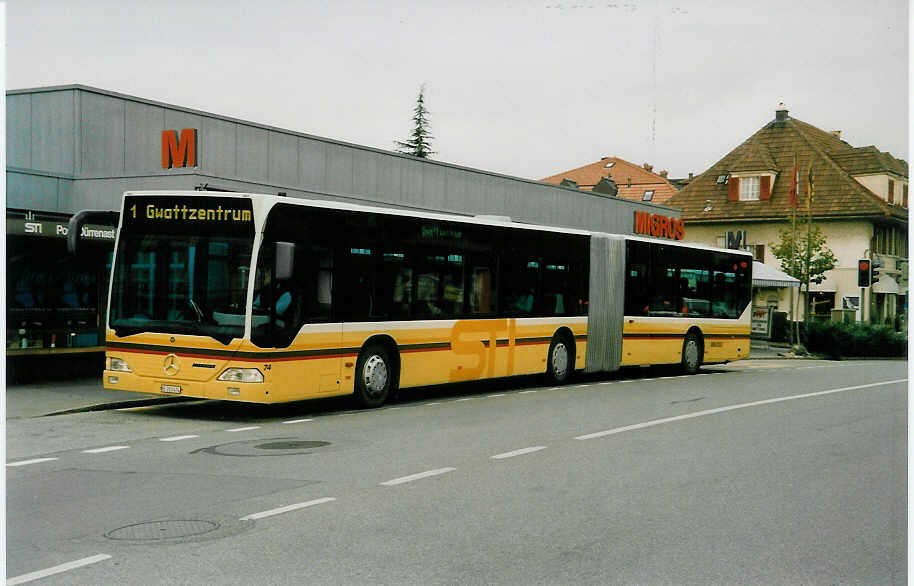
[665,104,907,327]
[541,157,679,204]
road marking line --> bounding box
[519,390,538,394]
[546,387,562,391]
[282,418,313,424]
[159,435,199,442]
[7,457,58,467]
[575,379,907,441]
[491,446,547,460]
[8,553,112,585]
[381,467,456,486]
[424,402,442,406]
[226,426,260,432]
[573,384,591,388]
[487,394,506,398]
[82,446,129,454]
[456,397,476,401]
[240,497,337,521]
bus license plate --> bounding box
[161,384,182,394]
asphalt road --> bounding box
[6,359,907,585]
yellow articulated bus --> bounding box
[90,191,751,408]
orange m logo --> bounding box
[161,128,197,168]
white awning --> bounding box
[872,275,900,294]
[752,261,800,288]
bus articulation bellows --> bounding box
[97,191,752,407]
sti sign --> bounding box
[161,128,198,168]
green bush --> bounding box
[805,321,907,358]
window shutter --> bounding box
[760,176,771,201]
[728,177,739,201]
[888,179,895,204]
[903,184,908,208]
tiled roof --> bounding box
[665,114,908,223]
[730,141,777,173]
[830,147,908,177]
[540,157,679,204]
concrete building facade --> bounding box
[6,84,676,379]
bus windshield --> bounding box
[109,195,256,344]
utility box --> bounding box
[831,309,856,323]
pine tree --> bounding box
[395,85,435,158]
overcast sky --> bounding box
[5,0,909,181]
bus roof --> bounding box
[122,190,752,257]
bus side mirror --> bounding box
[275,241,296,280]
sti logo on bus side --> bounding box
[633,211,685,240]
[161,128,198,168]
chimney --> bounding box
[688,172,694,181]
[643,163,653,172]
[775,101,789,122]
[659,170,668,178]
[831,130,841,139]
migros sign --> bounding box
[633,210,685,240]
[161,128,198,168]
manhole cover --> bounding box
[192,437,332,457]
[256,440,330,450]
[106,520,219,541]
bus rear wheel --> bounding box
[681,331,703,375]
[546,334,574,384]
[354,344,395,408]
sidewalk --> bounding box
[748,340,792,359]
[5,377,185,419]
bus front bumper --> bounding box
[103,370,270,403]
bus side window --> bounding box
[470,264,494,315]
[542,260,573,316]
[307,246,333,321]
[501,257,539,316]
[375,252,411,319]
[624,241,650,316]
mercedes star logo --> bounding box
[163,353,181,376]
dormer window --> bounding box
[728,173,773,202]
[604,161,615,168]
[739,176,760,201]
[642,190,654,201]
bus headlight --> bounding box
[107,356,132,372]
[218,368,264,383]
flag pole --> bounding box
[804,162,814,335]
[789,154,799,346]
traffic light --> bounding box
[871,259,884,285]
[857,259,871,287]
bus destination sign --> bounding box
[123,195,255,237]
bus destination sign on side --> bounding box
[633,211,685,240]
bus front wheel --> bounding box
[681,331,703,375]
[354,344,395,408]
[546,334,574,384]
